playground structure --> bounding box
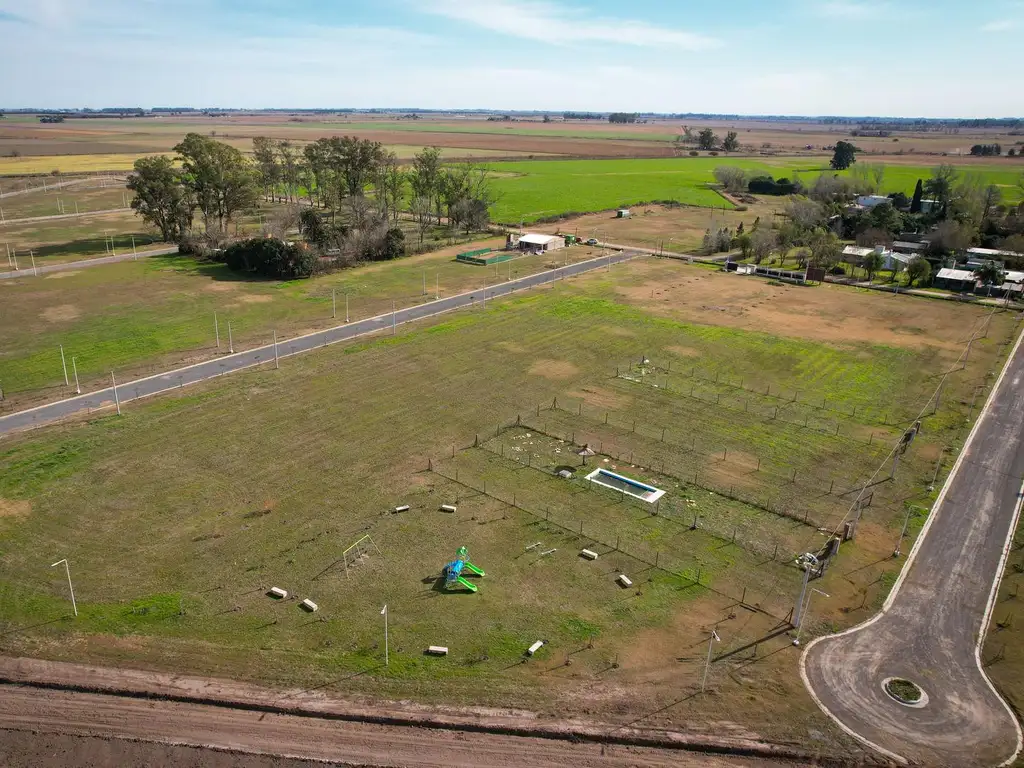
[342,534,381,578]
[443,546,486,593]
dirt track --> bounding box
[0,687,798,768]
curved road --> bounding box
[801,328,1024,767]
[0,250,637,436]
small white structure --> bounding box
[301,599,318,612]
[842,245,876,260]
[616,208,632,218]
[269,587,288,599]
[855,194,892,208]
[580,549,599,560]
[617,574,633,587]
[527,640,545,656]
[517,233,564,253]
[440,504,457,513]
[393,504,410,513]
[427,645,449,656]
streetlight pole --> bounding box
[701,629,720,693]
[72,356,81,395]
[111,372,121,415]
[381,604,389,666]
[215,312,220,350]
[273,331,280,369]
[228,321,234,354]
[793,589,829,646]
[332,288,336,320]
[51,559,78,616]
[60,345,69,387]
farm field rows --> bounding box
[0,238,605,407]
[0,254,1014,750]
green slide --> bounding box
[456,577,479,592]
[462,562,486,577]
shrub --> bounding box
[221,237,318,279]
[688,150,699,157]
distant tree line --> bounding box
[970,144,1002,156]
[38,115,65,123]
[564,112,602,120]
[608,113,639,124]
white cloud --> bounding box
[421,0,721,49]
[980,18,1016,31]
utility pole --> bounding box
[72,356,81,394]
[793,565,812,627]
[894,506,924,557]
[346,294,350,323]
[228,321,234,354]
[50,559,78,616]
[214,312,220,349]
[332,288,336,319]
[701,629,719,693]
[31,251,38,277]
[435,273,439,300]
[392,300,397,335]
[132,235,137,260]
[60,345,69,387]
[111,372,121,415]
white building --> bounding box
[855,195,892,208]
[517,233,564,253]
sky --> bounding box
[0,0,1022,117]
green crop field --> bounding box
[0,255,1014,741]
[485,157,1023,223]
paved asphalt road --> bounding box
[801,328,1024,767]
[0,250,638,436]
[0,245,179,280]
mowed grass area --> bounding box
[0,182,129,220]
[0,213,163,272]
[0,239,603,406]
[486,157,1023,222]
[0,258,1014,746]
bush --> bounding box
[688,150,699,157]
[748,175,798,195]
[221,237,318,279]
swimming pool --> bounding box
[585,467,665,502]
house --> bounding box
[919,199,941,214]
[933,267,977,292]
[892,241,927,256]
[855,195,892,209]
[616,209,631,218]
[885,251,913,271]
[517,233,564,253]
[842,244,901,270]
[967,247,1022,264]
[842,245,876,261]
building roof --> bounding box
[936,268,976,282]
[968,247,1022,258]
[1003,270,1024,284]
[892,241,927,252]
[518,233,561,245]
[842,246,876,258]
[889,252,913,264]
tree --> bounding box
[862,250,884,282]
[910,179,924,214]
[722,131,739,152]
[299,208,329,248]
[126,155,193,242]
[830,141,858,170]
[277,140,299,203]
[411,196,432,244]
[222,237,317,279]
[906,257,931,287]
[808,229,842,270]
[786,199,825,231]
[750,228,777,264]
[976,261,1004,286]
[697,128,717,151]
[1002,233,1024,256]
[251,136,280,200]
[735,232,752,260]
[379,227,406,260]
[374,151,406,223]
[410,146,444,224]
[330,136,384,198]
[926,220,974,257]
[982,184,1002,220]
[713,166,747,193]
[923,164,959,212]
[174,133,260,233]
[866,201,902,235]
[809,173,853,203]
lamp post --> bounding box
[793,588,829,646]
[381,604,389,666]
[701,629,720,692]
[51,559,78,616]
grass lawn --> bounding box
[0,237,604,406]
[0,257,1014,748]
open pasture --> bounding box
[0,212,161,272]
[0,239,604,408]
[0,178,129,220]
[0,254,1014,741]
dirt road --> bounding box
[0,687,795,768]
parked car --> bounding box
[585,238,599,246]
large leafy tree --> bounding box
[906,256,931,287]
[126,155,193,242]
[697,128,718,151]
[924,164,959,213]
[830,141,858,171]
[174,133,260,234]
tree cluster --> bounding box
[219,237,319,280]
[608,113,639,124]
[969,144,1002,156]
[747,175,801,196]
